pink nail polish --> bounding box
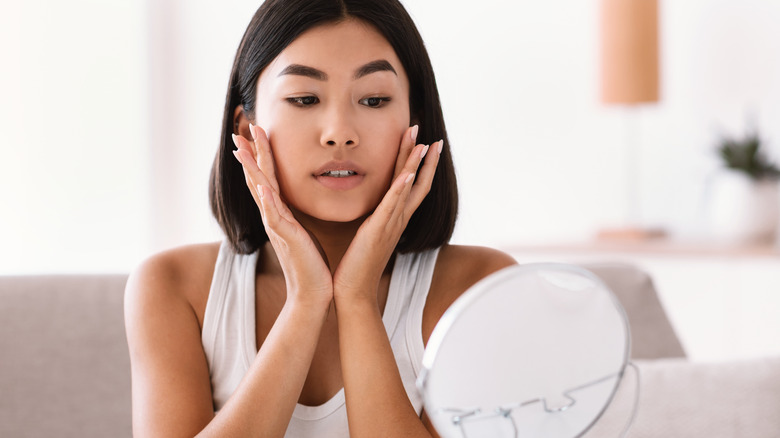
[231,133,239,148]
[405,173,415,184]
[421,144,429,159]
[232,150,243,164]
[437,140,444,154]
[411,125,419,143]
[249,123,256,139]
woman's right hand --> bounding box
[232,124,333,308]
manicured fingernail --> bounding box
[249,123,257,139]
[231,133,239,148]
[405,173,415,184]
[437,140,444,154]
[256,184,265,199]
[232,149,243,164]
[421,144,429,159]
[410,125,419,143]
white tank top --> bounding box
[201,241,440,437]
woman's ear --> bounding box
[233,105,253,140]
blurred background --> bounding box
[4,0,780,274]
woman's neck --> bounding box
[298,214,365,275]
[257,209,366,276]
[257,210,396,305]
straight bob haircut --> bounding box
[209,0,458,254]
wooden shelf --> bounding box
[503,239,780,259]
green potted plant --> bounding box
[717,131,780,181]
[707,130,780,244]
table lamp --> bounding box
[598,0,665,241]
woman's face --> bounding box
[254,19,411,223]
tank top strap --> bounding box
[202,240,235,362]
[383,248,439,341]
[201,241,259,410]
[403,248,440,377]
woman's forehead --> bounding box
[263,19,407,82]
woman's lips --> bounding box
[313,160,364,176]
[313,160,365,191]
[315,174,364,191]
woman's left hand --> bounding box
[333,126,443,305]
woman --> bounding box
[124,1,516,436]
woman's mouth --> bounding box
[314,163,364,191]
[320,170,358,178]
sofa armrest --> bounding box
[584,263,686,360]
[0,274,132,438]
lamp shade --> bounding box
[600,0,659,104]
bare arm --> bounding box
[124,252,215,437]
[335,245,517,438]
[124,249,331,438]
[199,298,330,437]
[337,299,431,437]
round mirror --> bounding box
[418,263,630,438]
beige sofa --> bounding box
[1,265,778,437]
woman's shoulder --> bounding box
[434,244,517,282]
[124,243,221,434]
[422,244,517,342]
[125,241,222,314]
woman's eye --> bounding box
[287,96,319,106]
[359,97,391,108]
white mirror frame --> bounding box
[418,263,632,438]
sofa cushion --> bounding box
[0,275,131,438]
[585,356,780,437]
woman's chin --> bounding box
[309,210,369,224]
[292,204,374,226]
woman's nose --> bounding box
[320,105,359,148]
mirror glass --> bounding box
[419,263,630,438]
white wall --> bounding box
[2,0,780,273]
[1,0,150,273]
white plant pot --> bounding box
[705,170,780,245]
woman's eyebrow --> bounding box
[278,64,328,80]
[354,59,397,79]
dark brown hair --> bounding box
[209,0,458,254]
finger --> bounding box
[232,134,277,198]
[377,140,430,222]
[232,132,257,163]
[255,184,275,228]
[269,184,297,224]
[396,140,429,185]
[231,135,262,204]
[393,125,419,180]
[231,133,258,170]
[250,124,280,193]
[372,170,416,227]
[406,139,442,216]
[242,166,263,208]
[235,148,276,203]
[256,184,294,237]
